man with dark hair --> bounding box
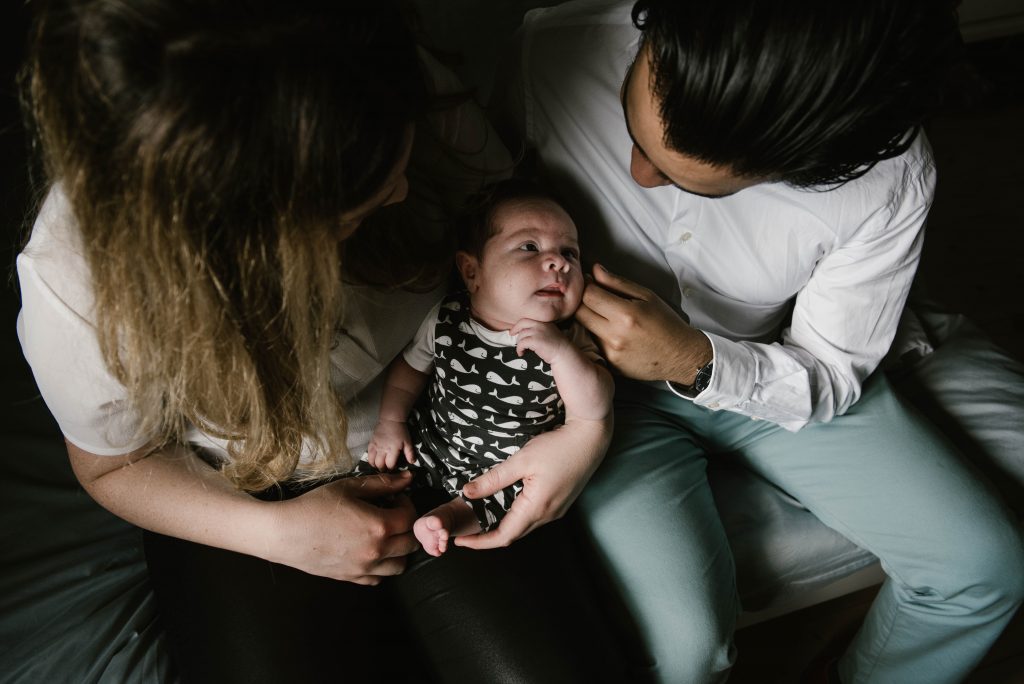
[499,0,1024,681]
[629,1,961,188]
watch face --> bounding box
[694,362,713,393]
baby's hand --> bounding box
[367,419,416,470]
[511,318,573,365]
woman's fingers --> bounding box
[379,529,421,559]
[461,460,522,500]
[456,463,536,549]
[344,471,413,499]
[453,505,534,550]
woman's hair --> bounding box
[23,0,426,490]
[457,178,562,259]
[632,0,962,187]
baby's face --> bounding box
[460,198,584,331]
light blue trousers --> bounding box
[576,375,1024,683]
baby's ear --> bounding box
[455,251,479,291]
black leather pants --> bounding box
[143,489,635,684]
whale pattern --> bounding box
[355,291,564,531]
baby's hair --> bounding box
[457,178,564,258]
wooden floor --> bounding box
[731,586,1024,682]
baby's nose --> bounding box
[544,251,569,271]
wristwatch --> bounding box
[692,360,714,394]
[666,359,714,398]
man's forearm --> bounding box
[666,330,714,387]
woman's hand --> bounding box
[453,416,611,550]
[265,472,419,585]
[68,441,419,585]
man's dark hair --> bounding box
[632,0,962,187]
[457,178,563,257]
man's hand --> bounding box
[367,419,417,470]
[576,264,712,385]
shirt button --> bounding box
[682,286,694,298]
[678,231,692,244]
[708,402,720,409]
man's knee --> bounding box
[959,522,1024,607]
[640,595,736,684]
[575,487,739,683]
[902,514,1024,609]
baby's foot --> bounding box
[414,514,451,557]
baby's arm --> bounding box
[511,319,613,423]
[367,357,430,470]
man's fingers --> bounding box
[591,263,650,299]
[574,300,609,337]
[581,277,634,322]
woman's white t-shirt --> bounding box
[16,49,511,462]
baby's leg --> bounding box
[414,498,482,557]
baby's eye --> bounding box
[561,248,579,261]
[519,243,539,252]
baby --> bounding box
[360,179,613,556]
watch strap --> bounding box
[665,359,714,399]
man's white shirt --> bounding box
[510,0,936,430]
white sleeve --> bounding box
[693,159,936,430]
[16,190,149,455]
[401,301,441,373]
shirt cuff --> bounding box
[664,379,698,401]
[663,330,717,401]
[687,332,757,411]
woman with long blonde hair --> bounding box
[16,1,615,680]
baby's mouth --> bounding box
[535,284,565,298]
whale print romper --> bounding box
[359,290,596,531]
